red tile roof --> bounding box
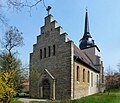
[21,79,29,86]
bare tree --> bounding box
[0,3,8,25]
[6,0,44,10]
[105,66,114,95]
[1,26,24,54]
[116,62,120,89]
[105,65,120,95]
[117,63,120,73]
[0,0,48,25]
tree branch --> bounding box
[7,0,43,9]
[0,0,45,25]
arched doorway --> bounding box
[42,79,50,99]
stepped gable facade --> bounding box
[30,10,104,100]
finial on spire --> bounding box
[46,6,52,15]
[86,6,88,12]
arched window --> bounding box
[83,69,85,82]
[88,71,90,83]
[97,75,98,87]
[91,72,93,87]
[76,66,80,81]
[102,68,104,83]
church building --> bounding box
[29,9,104,100]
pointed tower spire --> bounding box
[84,9,89,35]
[79,9,95,50]
[83,8,91,38]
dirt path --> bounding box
[18,98,47,103]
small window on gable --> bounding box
[77,66,80,81]
[44,48,46,58]
[40,49,42,59]
[53,45,55,56]
[48,46,51,57]
[83,69,85,82]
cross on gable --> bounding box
[46,6,52,15]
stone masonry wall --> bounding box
[30,15,73,100]
[73,62,99,99]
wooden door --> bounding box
[43,79,50,99]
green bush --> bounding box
[15,93,29,98]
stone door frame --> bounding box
[39,69,55,100]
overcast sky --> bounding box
[0,0,120,71]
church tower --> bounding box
[79,9,104,91]
[79,9,100,65]
[79,9,99,52]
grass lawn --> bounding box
[72,92,120,103]
[11,98,24,103]
[11,93,29,103]
[30,90,120,103]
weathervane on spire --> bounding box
[46,6,52,15]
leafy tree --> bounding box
[0,68,16,103]
[1,26,24,92]
[0,52,23,102]
[0,26,24,102]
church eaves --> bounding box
[74,44,100,72]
